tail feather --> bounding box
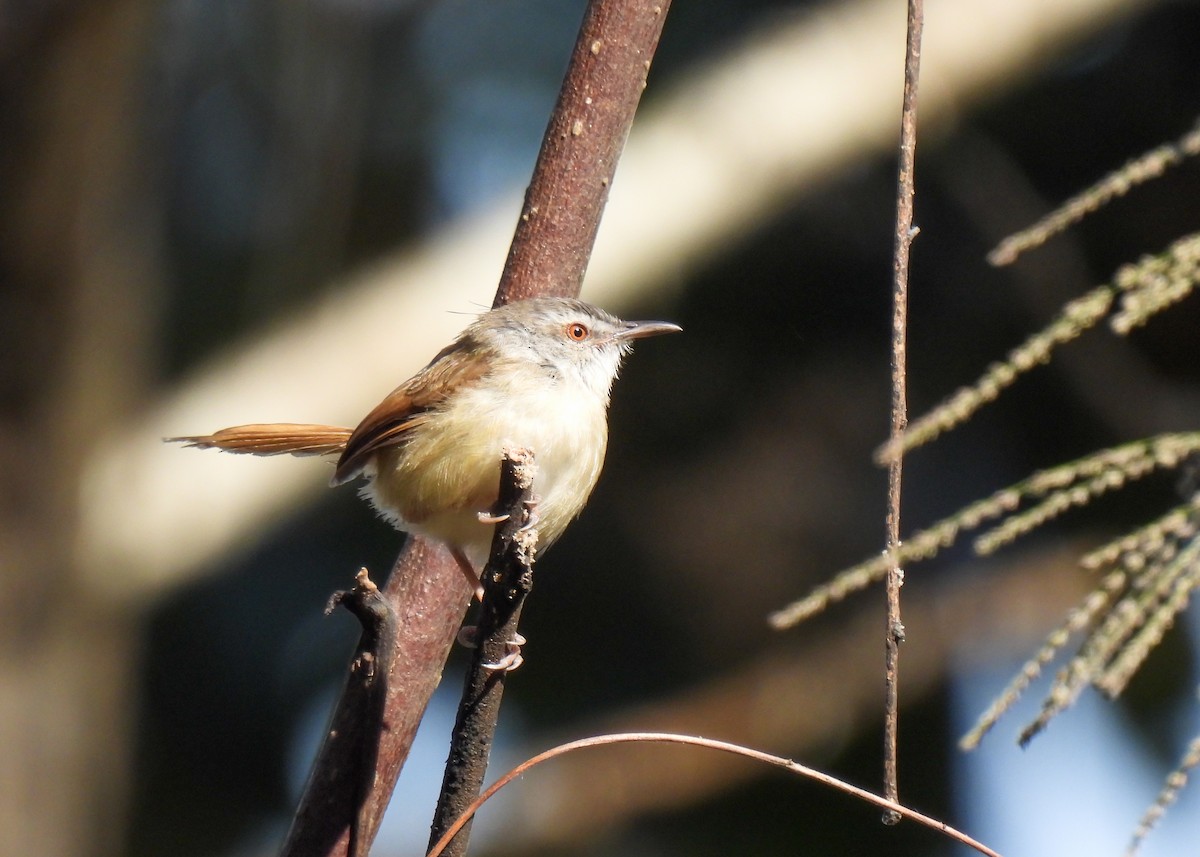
[168,423,352,457]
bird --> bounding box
[171,297,681,595]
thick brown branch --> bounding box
[495,0,672,305]
[281,3,673,856]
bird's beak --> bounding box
[615,319,683,341]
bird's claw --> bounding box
[457,627,527,672]
[519,495,541,532]
[478,494,540,531]
[482,648,524,672]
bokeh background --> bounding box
[4,0,1200,855]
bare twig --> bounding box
[281,541,468,857]
[280,2,673,856]
[428,450,538,857]
[425,733,1003,857]
[315,570,395,857]
[882,0,923,821]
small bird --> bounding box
[172,297,680,594]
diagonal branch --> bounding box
[280,3,673,856]
[496,0,671,303]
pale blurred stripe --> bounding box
[78,0,1156,602]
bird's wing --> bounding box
[331,338,491,485]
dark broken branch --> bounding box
[428,448,538,857]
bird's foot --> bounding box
[519,494,541,532]
[456,627,527,672]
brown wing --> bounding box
[169,424,352,456]
[331,338,492,485]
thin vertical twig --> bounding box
[883,0,924,822]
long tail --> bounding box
[168,423,352,456]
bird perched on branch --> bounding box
[172,297,680,595]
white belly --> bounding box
[363,377,609,566]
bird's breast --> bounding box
[364,375,609,561]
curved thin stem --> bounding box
[425,732,1002,857]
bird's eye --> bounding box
[566,322,590,341]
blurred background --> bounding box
[3,0,1200,855]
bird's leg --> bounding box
[450,547,485,601]
[451,542,526,670]
[457,494,537,670]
